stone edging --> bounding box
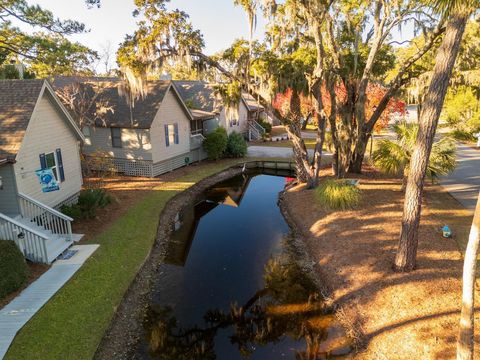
[94,166,243,360]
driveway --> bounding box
[247,145,315,159]
[440,143,480,212]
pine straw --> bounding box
[283,169,478,359]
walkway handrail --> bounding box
[18,192,73,242]
[250,119,266,134]
[18,193,73,221]
[190,133,206,150]
[0,213,49,263]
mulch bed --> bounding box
[282,169,479,359]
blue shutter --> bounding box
[174,123,179,144]
[56,149,65,182]
[164,124,170,147]
[39,153,46,169]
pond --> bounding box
[134,170,347,359]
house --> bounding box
[53,77,208,178]
[173,81,266,140]
[0,79,85,264]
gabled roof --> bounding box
[0,79,84,162]
[242,92,264,112]
[172,80,219,120]
[53,76,172,129]
[173,80,264,120]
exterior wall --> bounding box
[14,92,83,208]
[151,88,191,164]
[219,101,249,136]
[83,126,152,160]
[0,164,20,215]
[203,117,220,135]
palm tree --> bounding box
[395,0,477,272]
[373,121,456,190]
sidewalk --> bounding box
[440,143,480,213]
[0,245,98,359]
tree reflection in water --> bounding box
[144,254,335,359]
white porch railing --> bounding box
[190,133,206,150]
[0,213,49,263]
[18,192,73,242]
[248,120,266,141]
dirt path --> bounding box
[283,171,478,359]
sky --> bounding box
[28,0,267,71]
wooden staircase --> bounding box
[0,193,77,264]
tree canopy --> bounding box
[0,0,99,77]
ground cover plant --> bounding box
[315,179,361,210]
[0,240,29,301]
[61,189,112,220]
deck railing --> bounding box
[18,192,73,242]
[248,120,266,141]
[0,213,49,263]
[190,133,206,150]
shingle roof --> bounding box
[53,77,171,129]
[173,80,219,119]
[0,79,46,161]
[242,92,264,112]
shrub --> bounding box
[258,119,272,134]
[61,189,112,220]
[0,240,29,300]
[450,129,475,142]
[226,132,248,158]
[203,127,228,160]
[315,179,361,210]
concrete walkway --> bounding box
[0,245,98,359]
[440,144,480,213]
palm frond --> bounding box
[373,139,409,176]
[427,136,457,181]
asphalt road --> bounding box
[440,143,480,212]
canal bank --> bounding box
[94,164,350,359]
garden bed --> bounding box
[281,168,478,359]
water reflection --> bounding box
[137,172,349,359]
[145,257,329,359]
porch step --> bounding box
[15,217,74,263]
[45,238,73,263]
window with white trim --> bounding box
[165,123,179,147]
[45,152,58,181]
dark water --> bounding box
[135,171,343,359]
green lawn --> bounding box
[4,159,248,360]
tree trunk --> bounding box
[351,129,369,173]
[395,11,470,272]
[457,191,480,360]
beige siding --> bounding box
[83,127,152,160]
[151,88,191,163]
[0,164,20,215]
[219,101,249,135]
[14,92,83,208]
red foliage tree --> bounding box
[273,84,406,132]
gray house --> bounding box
[0,79,85,264]
[53,77,208,177]
[173,80,266,140]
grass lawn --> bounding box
[4,159,251,360]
